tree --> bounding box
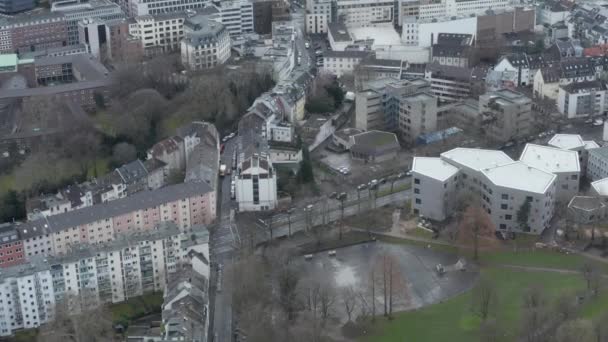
[457,206,497,261]
[479,319,502,342]
[592,311,608,342]
[471,277,497,320]
[517,199,531,232]
[111,142,137,166]
[298,145,314,184]
[0,191,25,222]
[37,296,113,342]
[553,292,578,323]
[341,286,358,322]
[522,284,546,310]
[556,319,595,342]
[374,253,408,318]
[581,263,602,297]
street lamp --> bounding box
[304,204,314,232]
[338,192,347,240]
[286,207,295,237]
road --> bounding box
[209,135,239,342]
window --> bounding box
[571,175,578,180]
[499,224,506,230]
[505,214,512,220]
[414,188,420,194]
[500,204,508,210]
[415,198,421,204]
[414,178,420,184]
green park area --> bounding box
[362,248,608,342]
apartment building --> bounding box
[557,80,607,119]
[0,224,24,268]
[548,133,599,175]
[411,157,460,221]
[0,223,209,337]
[335,0,393,27]
[235,152,278,211]
[587,147,608,181]
[322,50,370,77]
[478,89,532,143]
[51,0,125,46]
[181,17,231,70]
[129,12,186,56]
[424,62,482,104]
[214,0,254,37]
[519,144,580,203]
[18,181,216,259]
[0,13,68,53]
[398,90,437,143]
[126,0,209,17]
[305,0,332,33]
[355,77,431,131]
[414,148,557,234]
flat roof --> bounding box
[482,161,556,194]
[584,140,600,150]
[349,25,402,46]
[440,148,514,171]
[328,22,351,42]
[591,177,608,196]
[412,157,459,182]
[0,54,18,69]
[547,134,585,151]
[519,144,580,174]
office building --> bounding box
[335,0,393,27]
[0,13,68,54]
[51,0,125,46]
[181,17,231,70]
[129,12,186,56]
[478,89,532,143]
[557,81,607,119]
[321,50,371,77]
[213,0,254,37]
[126,0,208,17]
[398,90,437,143]
[305,0,332,34]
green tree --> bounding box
[517,199,531,231]
[298,145,314,184]
[0,191,25,222]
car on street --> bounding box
[585,118,594,124]
[357,184,367,191]
[305,42,310,49]
[594,119,604,126]
[405,170,413,177]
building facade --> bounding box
[411,157,460,221]
[557,81,607,119]
[0,13,68,54]
[181,18,231,70]
[235,153,278,211]
[479,89,532,143]
[335,0,393,27]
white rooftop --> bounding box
[349,25,403,47]
[482,161,556,194]
[412,157,459,182]
[519,144,580,174]
[591,177,608,196]
[547,134,585,151]
[584,140,600,150]
[440,148,513,171]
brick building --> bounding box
[0,12,68,54]
[0,224,24,268]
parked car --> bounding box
[594,119,604,126]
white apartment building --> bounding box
[214,0,254,37]
[557,80,607,119]
[0,260,55,336]
[0,223,209,338]
[322,50,370,77]
[548,134,599,175]
[129,13,186,56]
[181,18,231,70]
[416,0,510,21]
[335,0,393,27]
[306,0,332,34]
[235,153,278,211]
[411,157,460,221]
[480,161,556,234]
[126,0,209,16]
[405,16,477,48]
[519,144,580,203]
[587,147,608,181]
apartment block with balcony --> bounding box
[479,89,532,144]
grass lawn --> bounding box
[481,250,608,272]
[109,292,164,326]
[363,268,586,342]
[406,227,434,240]
[581,291,608,319]
[0,173,15,192]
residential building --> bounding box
[349,130,400,163]
[537,0,570,26]
[26,194,73,222]
[587,147,608,181]
[18,181,216,258]
[406,15,477,48]
[335,0,393,27]
[51,0,125,46]
[411,157,460,221]
[0,223,210,338]
[533,65,561,100]
[430,37,474,68]
[519,144,580,203]
[355,77,431,132]
[557,81,607,119]
[478,89,532,143]
[235,152,278,211]
[129,12,186,56]
[147,136,186,174]
[567,196,606,225]
[332,128,363,150]
[181,17,231,71]
[213,0,254,37]
[180,121,220,190]
[494,53,549,87]
[322,50,371,77]
[548,133,599,176]
[0,0,35,14]
[0,224,24,268]
[305,0,332,34]
[476,7,536,48]
[533,58,599,101]
[0,13,68,54]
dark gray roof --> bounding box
[436,33,473,46]
[560,58,595,78]
[561,80,604,93]
[143,158,167,173]
[328,22,350,42]
[426,62,472,82]
[568,196,604,212]
[116,160,148,184]
[351,130,400,156]
[360,58,401,68]
[432,44,470,58]
[540,65,561,83]
[324,50,371,59]
[19,181,213,239]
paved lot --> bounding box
[301,241,478,321]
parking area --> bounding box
[301,241,478,322]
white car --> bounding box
[228,132,236,139]
[594,119,604,126]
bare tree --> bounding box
[479,319,502,342]
[374,253,408,318]
[520,306,550,342]
[592,311,608,342]
[556,319,595,342]
[553,292,578,323]
[341,286,358,322]
[457,205,497,261]
[471,276,497,321]
[522,284,546,310]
